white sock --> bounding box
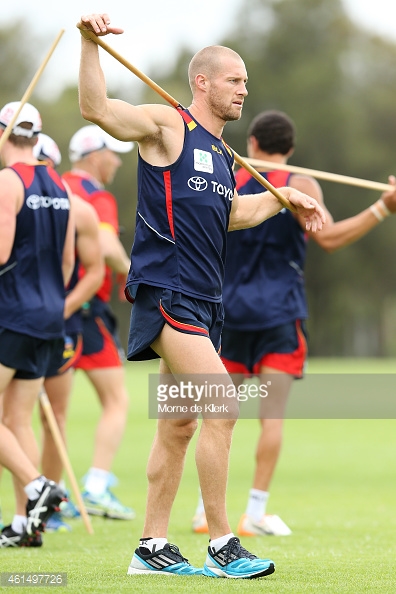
[139,537,168,553]
[24,476,47,500]
[210,533,234,552]
[194,488,205,515]
[12,515,27,534]
[84,468,110,495]
[246,489,269,521]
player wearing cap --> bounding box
[62,125,135,520]
[33,133,62,169]
[0,101,75,546]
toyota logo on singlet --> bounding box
[187,176,208,192]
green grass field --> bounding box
[1,358,396,592]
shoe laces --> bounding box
[166,543,190,564]
[223,537,257,564]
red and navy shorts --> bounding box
[74,297,124,370]
[220,320,308,378]
[127,284,224,361]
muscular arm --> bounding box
[229,185,326,232]
[64,197,104,320]
[229,189,284,231]
[292,174,396,253]
[77,14,183,165]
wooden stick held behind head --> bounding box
[83,31,296,212]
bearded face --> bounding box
[207,82,244,123]
[205,57,248,124]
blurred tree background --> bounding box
[3,0,396,356]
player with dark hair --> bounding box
[192,109,396,537]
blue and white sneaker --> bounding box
[82,489,135,520]
[81,472,135,520]
[127,542,203,576]
[45,512,71,533]
[203,536,275,579]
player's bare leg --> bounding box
[80,366,133,520]
[0,364,15,394]
[143,415,198,535]
[0,424,41,486]
[84,367,129,471]
[238,367,293,537]
[253,367,293,491]
[2,378,43,515]
[41,370,74,483]
[150,324,236,539]
[193,371,244,535]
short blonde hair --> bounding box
[188,45,243,92]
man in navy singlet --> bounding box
[0,102,75,546]
[191,110,396,537]
[77,13,326,579]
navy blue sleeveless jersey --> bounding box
[0,163,70,339]
[125,109,235,303]
[223,169,308,331]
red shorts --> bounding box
[74,297,124,370]
[221,320,307,378]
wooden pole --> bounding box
[0,29,65,152]
[243,157,393,193]
[39,390,94,535]
[84,31,296,212]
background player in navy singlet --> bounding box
[0,102,75,546]
[191,110,396,537]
